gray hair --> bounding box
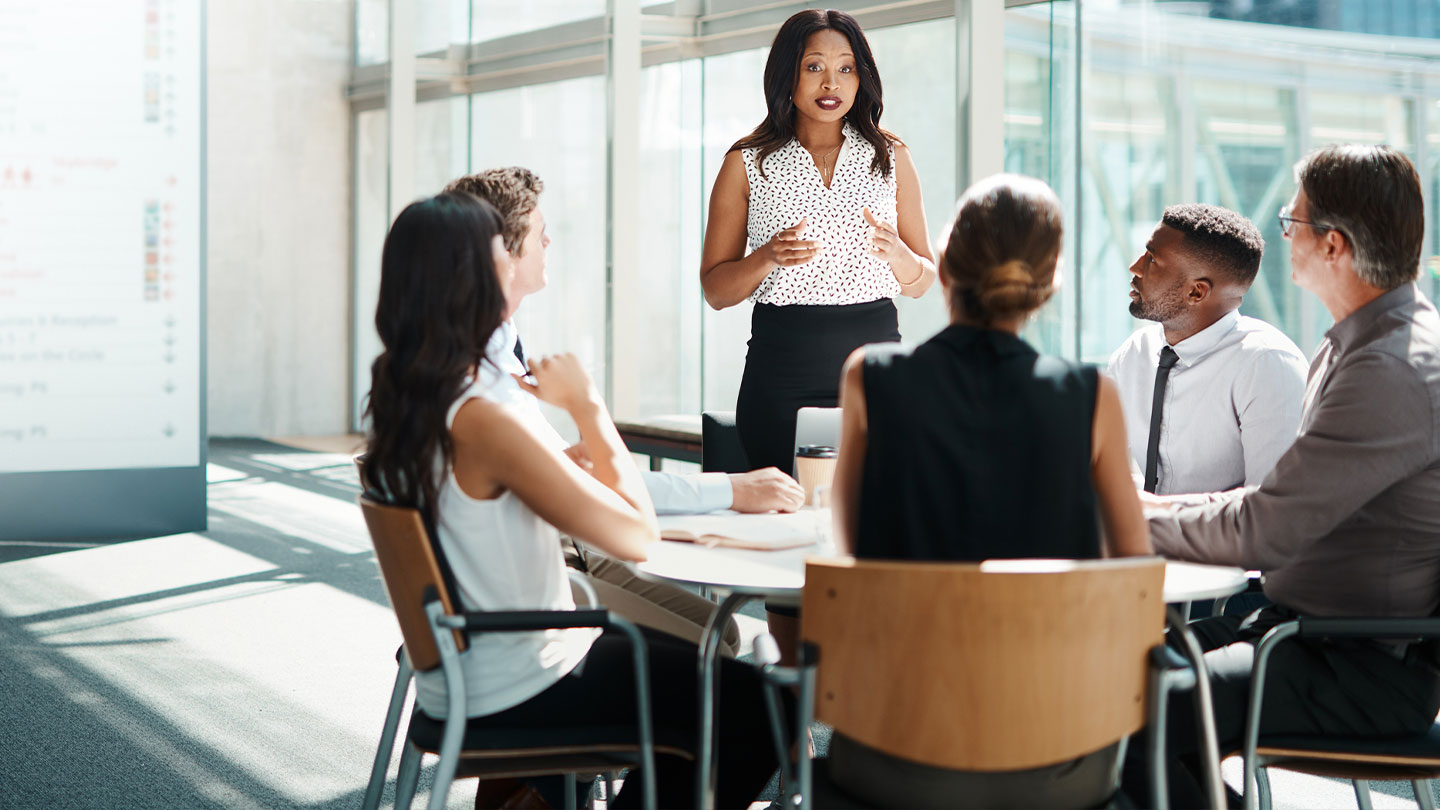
[1294,144,1423,290]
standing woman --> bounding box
[701,8,937,474]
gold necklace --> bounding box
[806,142,841,185]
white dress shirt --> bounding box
[1106,310,1308,495]
[491,321,733,514]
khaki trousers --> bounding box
[563,537,741,658]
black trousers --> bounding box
[736,299,900,474]
[462,625,784,809]
[1124,606,1440,808]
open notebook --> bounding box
[657,511,821,551]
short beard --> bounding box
[1130,286,1187,323]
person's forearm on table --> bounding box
[641,470,732,515]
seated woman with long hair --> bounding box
[361,191,779,809]
[828,174,1152,807]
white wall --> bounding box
[207,0,353,437]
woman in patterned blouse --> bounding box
[700,8,937,477]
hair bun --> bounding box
[940,174,1063,325]
[976,260,1048,321]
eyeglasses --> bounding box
[1277,205,1333,239]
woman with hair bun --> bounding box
[824,173,1152,806]
[833,173,1150,563]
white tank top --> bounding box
[413,356,598,719]
[743,121,900,306]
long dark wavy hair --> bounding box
[362,192,508,527]
[730,9,896,180]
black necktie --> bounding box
[1144,346,1180,494]
[513,335,528,372]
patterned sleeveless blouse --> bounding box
[742,121,900,306]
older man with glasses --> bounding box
[1128,144,1440,808]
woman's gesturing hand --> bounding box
[762,217,819,268]
[864,207,906,264]
[513,353,601,413]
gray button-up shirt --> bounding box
[1149,283,1440,618]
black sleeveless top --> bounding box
[855,324,1101,561]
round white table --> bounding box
[636,540,1250,810]
[639,540,1248,603]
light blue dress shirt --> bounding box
[491,321,733,515]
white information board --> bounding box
[0,0,203,474]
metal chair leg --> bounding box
[1167,607,1226,810]
[428,603,470,810]
[1414,779,1437,810]
[363,657,413,810]
[394,741,423,810]
[696,592,750,810]
[564,773,578,810]
[1255,765,1272,810]
[1354,779,1374,810]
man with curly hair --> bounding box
[443,166,805,643]
[447,167,803,516]
[1108,203,1307,495]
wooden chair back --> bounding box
[802,556,1165,771]
[359,495,467,672]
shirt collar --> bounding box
[487,319,518,362]
[1166,309,1240,366]
[1324,282,1421,355]
[475,320,524,388]
[793,121,860,161]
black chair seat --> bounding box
[701,411,749,473]
[451,752,641,781]
[408,711,692,760]
[1258,724,1440,761]
[801,757,1129,810]
[1253,724,1440,779]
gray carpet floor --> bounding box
[0,438,1430,809]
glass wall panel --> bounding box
[1310,92,1412,152]
[414,96,469,197]
[1429,99,1440,298]
[627,59,703,418]
[471,1,605,42]
[471,76,606,441]
[1190,80,1303,349]
[352,110,388,427]
[1006,1,1078,359]
[355,0,387,66]
[867,18,957,347]
[699,47,768,413]
[417,0,470,54]
[1073,1,1440,360]
[351,1,1440,430]
[1077,64,1172,363]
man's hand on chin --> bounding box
[728,468,806,513]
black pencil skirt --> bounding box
[735,298,901,474]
